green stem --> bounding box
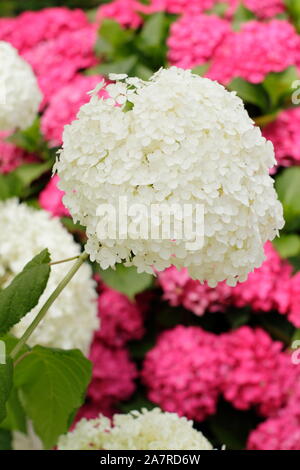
[10,252,89,360]
[49,255,80,266]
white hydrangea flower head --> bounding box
[0,199,98,354]
[56,67,284,287]
[57,408,213,450]
[0,41,42,131]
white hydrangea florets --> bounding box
[0,41,42,131]
[56,67,284,287]
[57,408,213,450]
[0,199,98,354]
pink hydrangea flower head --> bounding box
[142,326,221,421]
[23,27,98,107]
[41,75,107,147]
[97,0,147,28]
[0,131,37,173]
[287,272,300,327]
[207,20,300,85]
[158,266,232,316]
[231,242,292,315]
[88,339,137,409]
[0,7,90,53]
[219,326,297,415]
[39,175,69,218]
[147,0,217,14]
[263,108,300,168]
[167,14,231,69]
[95,286,145,347]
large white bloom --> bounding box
[0,41,42,131]
[57,408,213,450]
[56,67,284,287]
[0,199,98,354]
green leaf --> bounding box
[134,63,154,80]
[207,2,228,17]
[13,161,53,188]
[273,234,300,258]
[263,66,299,109]
[86,55,138,77]
[14,346,92,449]
[138,13,166,51]
[97,263,153,299]
[228,77,269,111]
[0,173,23,200]
[0,388,26,433]
[0,249,51,336]
[192,63,210,77]
[285,0,300,32]
[0,358,13,424]
[100,19,134,48]
[0,429,12,450]
[7,118,45,154]
[275,167,300,227]
[232,4,256,31]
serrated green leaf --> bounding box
[0,358,13,424]
[263,66,299,109]
[228,77,269,111]
[97,263,153,299]
[0,249,51,336]
[14,346,92,449]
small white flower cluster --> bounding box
[0,199,98,354]
[56,67,284,287]
[0,41,42,131]
[57,408,213,450]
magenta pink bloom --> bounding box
[231,242,292,316]
[23,27,98,106]
[147,0,216,14]
[97,0,147,28]
[41,75,106,147]
[168,14,230,69]
[247,381,300,449]
[263,108,300,168]
[0,131,37,174]
[0,7,90,54]
[219,327,298,415]
[158,265,232,316]
[88,339,137,410]
[95,286,145,348]
[39,175,69,218]
[207,20,300,85]
[142,326,222,421]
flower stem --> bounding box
[10,252,89,360]
[49,255,80,266]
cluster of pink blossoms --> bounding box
[168,18,300,85]
[218,327,298,416]
[158,242,300,327]
[85,284,145,415]
[167,14,230,69]
[247,381,300,450]
[0,131,36,174]
[142,326,222,421]
[142,325,299,423]
[41,75,107,147]
[97,0,148,29]
[0,7,89,53]
[39,175,69,218]
[263,108,300,168]
[207,20,300,85]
